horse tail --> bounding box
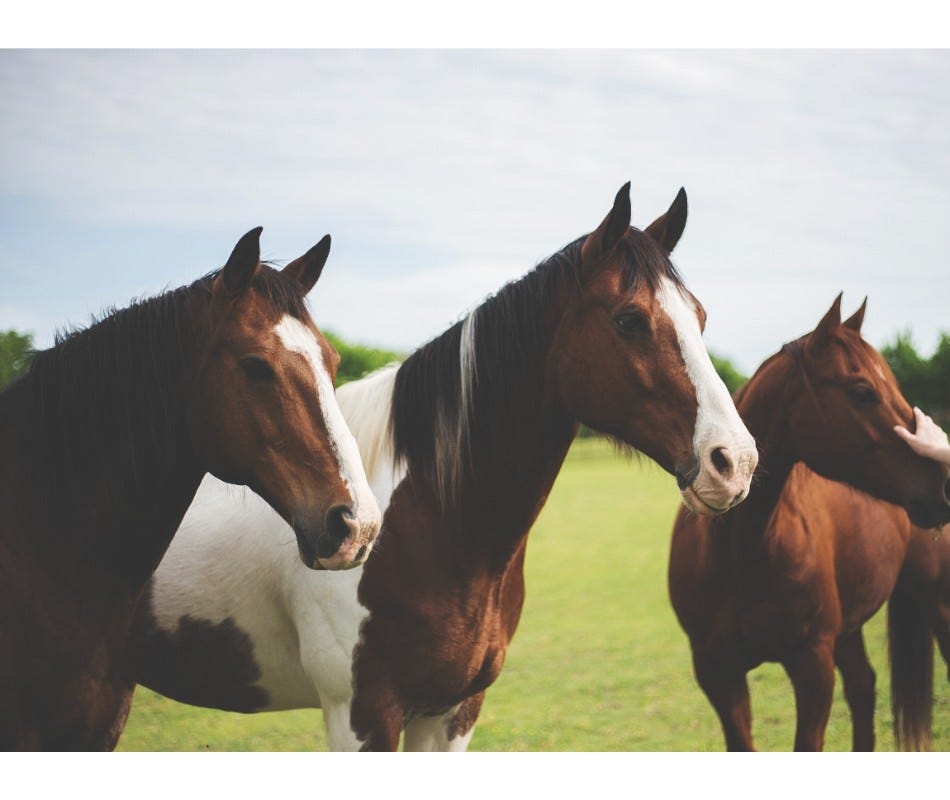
[887,580,934,751]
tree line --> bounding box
[1,327,948,421]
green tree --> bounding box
[880,330,950,418]
[709,352,747,397]
[324,331,403,386]
[0,329,34,389]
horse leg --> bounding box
[692,647,755,751]
[783,642,836,751]
[320,700,362,752]
[350,657,405,751]
[402,693,484,752]
[834,630,876,751]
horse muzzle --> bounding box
[677,442,758,516]
[295,503,380,570]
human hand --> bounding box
[895,407,950,467]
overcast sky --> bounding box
[1,49,948,374]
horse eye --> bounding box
[613,311,650,338]
[240,356,276,382]
[849,382,878,405]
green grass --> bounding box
[118,438,949,751]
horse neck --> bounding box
[726,356,804,536]
[12,291,209,589]
[401,290,579,575]
[459,366,578,571]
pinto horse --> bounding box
[126,183,758,750]
[0,229,381,750]
[668,297,950,751]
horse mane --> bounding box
[391,228,684,512]
[16,264,309,496]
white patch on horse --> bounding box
[459,310,478,452]
[657,279,757,491]
[336,362,406,510]
[273,315,379,524]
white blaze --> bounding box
[657,278,756,470]
[273,315,380,523]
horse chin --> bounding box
[680,485,730,517]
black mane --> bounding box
[13,264,309,497]
[391,227,683,511]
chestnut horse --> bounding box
[888,523,950,750]
[668,297,950,751]
[126,183,758,750]
[0,229,381,750]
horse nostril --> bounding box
[325,504,357,551]
[710,447,732,479]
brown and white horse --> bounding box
[126,183,758,749]
[0,229,380,750]
[668,297,950,751]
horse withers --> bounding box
[0,229,380,750]
[668,296,950,751]
[126,183,757,750]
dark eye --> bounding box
[240,356,276,383]
[848,382,878,405]
[613,310,650,338]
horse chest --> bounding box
[414,594,513,706]
[730,569,828,663]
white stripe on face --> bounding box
[656,278,755,463]
[273,315,380,522]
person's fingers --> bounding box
[895,424,928,456]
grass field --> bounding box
[118,438,949,751]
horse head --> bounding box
[766,294,950,529]
[552,183,758,515]
[185,228,382,569]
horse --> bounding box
[125,182,759,750]
[0,228,381,750]
[668,296,950,751]
[888,522,950,750]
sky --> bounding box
[1,49,949,375]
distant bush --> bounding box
[0,329,34,389]
[709,352,747,396]
[323,331,403,386]
[880,331,950,420]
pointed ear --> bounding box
[282,234,331,296]
[219,227,263,296]
[807,292,844,354]
[644,188,688,253]
[580,182,631,267]
[843,296,867,333]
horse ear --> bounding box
[644,187,688,253]
[581,182,631,267]
[282,234,331,296]
[843,296,867,333]
[807,292,844,353]
[219,227,263,296]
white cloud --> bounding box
[1,50,949,372]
